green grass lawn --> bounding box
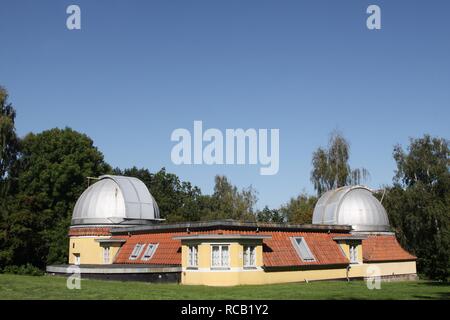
[0,274,448,300]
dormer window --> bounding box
[349,243,358,263]
[103,247,110,264]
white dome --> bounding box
[312,186,390,232]
[72,175,160,225]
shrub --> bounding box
[1,263,44,276]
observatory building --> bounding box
[47,176,417,286]
[72,175,160,225]
[312,186,390,232]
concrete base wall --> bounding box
[67,272,181,283]
[365,273,419,282]
[46,264,181,283]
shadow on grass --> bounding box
[417,281,450,287]
[413,293,450,300]
[412,281,450,300]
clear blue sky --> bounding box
[1,0,449,209]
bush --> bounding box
[1,263,44,276]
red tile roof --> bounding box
[112,229,350,267]
[262,231,349,267]
[112,232,184,265]
[68,227,111,237]
[71,224,416,267]
[362,235,416,262]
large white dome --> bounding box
[71,175,160,225]
[312,186,390,232]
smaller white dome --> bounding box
[312,186,390,232]
[72,175,160,225]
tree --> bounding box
[311,130,369,196]
[0,86,19,190]
[0,86,21,268]
[256,206,285,223]
[384,135,449,281]
[280,193,317,224]
[114,170,259,223]
[204,175,258,222]
[0,128,111,268]
[393,135,449,191]
[114,167,204,222]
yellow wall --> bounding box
[360,261,417,278]
[183,261,417,286]
[69,236,417,286]
[182,241,264,270]
[69,237,121,265]
[180,240,417,286]
[181,241,265,286]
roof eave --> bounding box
[173,234,272,241]
[110,220,352,235]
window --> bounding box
[74,254,80,265]
[188,245,198,268]
[129,243,145,260]
[211,245,230,268]
[103,247,110,264]
[142,244,158,261]
[292,237,316,262]
[243,246,256,268]
[349,244,358,263]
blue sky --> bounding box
[1,0,449,209]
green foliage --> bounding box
[0,86,19,186]
[113,167,205,222]
[1,263,44,276]
[112,170,259,223]
[0,86,18,181]
[202,175,258,222]
[0,199,41,267]
[0,127,111,268]
[383,135,450,281]
[256,206,285,223]
[280,193,317,224]
[393,135,449,190]
[311,131,369,196]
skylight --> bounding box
[291,237,316,262]
[129,243,146,260]
[142,243,158,261]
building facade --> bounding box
[47,176,417,286]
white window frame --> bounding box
[210,244,230,269]
[102,246,110,264]
[243,245,257,268]
[291,237,316,262]
[142,243,159,261]
[188,245,198,268]
[129,243,146,260]
[349,243,358,264]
